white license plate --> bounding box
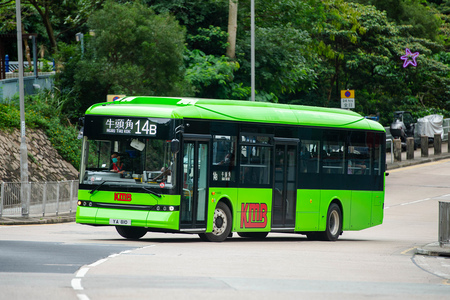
[109,219,131,226]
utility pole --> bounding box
[251,0,255,102]
[16,0,30,217]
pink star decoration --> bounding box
[400,48,419,68]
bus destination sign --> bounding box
[103,117,157,136]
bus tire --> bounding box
[199,202,232,242]
[319,203,342,241]
[115,226,147,240]
[237,232,268,239]
[306,232,319,240]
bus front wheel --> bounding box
[199,202,232,242]
[115,226,147,240]
[320,203,342,241]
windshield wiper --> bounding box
[89,180,122,194]
[89,181,162,198]
[141,187,162,198]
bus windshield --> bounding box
[80,137,178,189]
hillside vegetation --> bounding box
[0,92,81,169]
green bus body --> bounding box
[76,96,386,241]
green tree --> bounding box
[185,49,244,99]
[233,0,321,102]
[57,0,190,114]
[310,0,450,123]
[352,0,442,41]
[0,0,103,54]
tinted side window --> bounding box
[300,140,319,174]
[239,134,272,186]
[322,132,345,175]
[348,131,371,176]
[211,135,237,183]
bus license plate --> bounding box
[109,219,131,226]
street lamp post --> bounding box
[15,0,30,217]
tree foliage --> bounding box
[300,0,450,124]
[4,0,449,127]
[55,1,190,115]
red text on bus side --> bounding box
[114,193,132,202]
[240,203,268,228]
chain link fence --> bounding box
[0,180,78,218]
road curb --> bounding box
[387,153,450,170]
[415,242,450,257]
[0,213,76,225]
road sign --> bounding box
[107,95,126,102]
[341,90,355,109]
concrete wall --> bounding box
[0,75,54,103]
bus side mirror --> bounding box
[171,139,180,154]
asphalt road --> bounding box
[1,159,450,299]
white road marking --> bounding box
[71,278,83,290]
[386,195,450,209]
[77,294,90,300]
[88,258,107,267]
[76,267,90,278]
[71,245,156,300]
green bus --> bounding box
[76,96,386,242]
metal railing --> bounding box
[0,180,78,218]
[6,60,54,73]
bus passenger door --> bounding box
[272,142,297,229]
[180,139,209,231]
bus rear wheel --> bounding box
[115,226,147,239]
[319,203,342,241]
[237,232,268,239]
[198,202,232,242]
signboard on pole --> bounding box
[341,90,355,109]
[107,95,126,102]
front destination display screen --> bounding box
[103,117,158,136]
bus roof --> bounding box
[85,96,385,131]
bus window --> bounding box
[348,145,371,175]
[300,140,319,173]
[373,134,383,175]
[212,135,237,183]
[87,140,112,170]
[81,138,177,189]
[348,131,375,176]
[239,134,272,185]
[322,133,345,174]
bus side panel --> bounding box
[207,188,238,232]
[319,190,351,231]
[371,191,384,226]
[349,191,373,230]
[295,189,321,231]
[236,188,272,232]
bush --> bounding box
[0,91,81,169]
